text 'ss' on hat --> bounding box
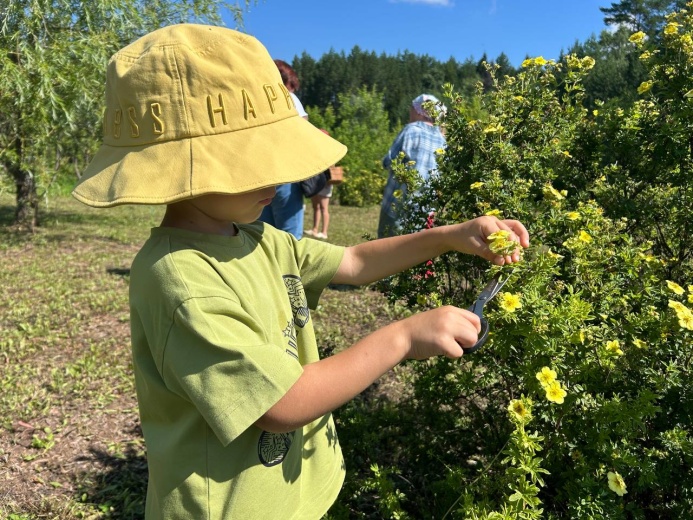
[73,24,347,207]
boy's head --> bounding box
[72,24,346,208]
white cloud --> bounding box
[390,0,454,6]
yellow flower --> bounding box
[483,124,504,134]
[637,81,653,95]
[578,230,593,243]
[629,31,646,45]
[470,181,484,190]
[607,471,628,496]
[688,285,693,294]
[487,230,519,256]
[679,311,693,330]
[581,56,596,70]
[507,399,531,422]
[664,22,680,35]
[536,366,557,387]
[667,280,685,295]
[668,299,693,328]
[545,381,567,404]
[499,292,522,313]
[669,299,686,312]
[485,209,502,217]
[606,340,624,356]
[546,249,564,260]
[435,148,445,155]
[562,150,572,158]
[632,338,647,349]
[534,56,548,66]
[543,184,565,201]
[566,54,581,69]
[566,211,580,221]
[521,58,534,68]
[487,230,510,241]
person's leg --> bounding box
[377,204,399,238]
[309,196,321,235]
[259,183,304,239]
[319,197,330,237]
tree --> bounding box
[307,86,395,207]
[600,0,687,37]
[494,52,516,78]
[0,0,251,230]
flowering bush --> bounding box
[354,8,693,518]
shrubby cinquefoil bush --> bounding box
[352,5,693,519]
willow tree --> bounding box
[0,0,251,230]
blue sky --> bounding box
[224,0,612,67]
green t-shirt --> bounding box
[129,222,346,519]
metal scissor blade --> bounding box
[469,275,508,317]
[463,274,510,354]
[478,274,509,301]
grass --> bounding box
[0,193,406,519]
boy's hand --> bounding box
[396,306,481,360]
[452,216,530,265]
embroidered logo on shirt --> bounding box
[282,275,310,328]
[258,431,294,467]
[282,319,298,360]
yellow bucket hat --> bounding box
[72,24,347,207]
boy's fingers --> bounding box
[502,219,530,248]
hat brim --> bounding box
[72,114,347,208]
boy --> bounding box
[72,24,529,519]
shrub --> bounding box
[348,13,693,518]
[308,87,395,207]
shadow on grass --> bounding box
[0,202,117,227]
[79,440,148,519]
[107,267,131,277]
[0,203,15,224]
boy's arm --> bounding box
[255,304,481,434]
[255,216,529,434]
[331,216,529,286]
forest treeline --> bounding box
[294,0,685,126]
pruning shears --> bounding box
[463,275,509,353]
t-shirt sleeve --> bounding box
[291,236,345,309]
[161,295,303,446]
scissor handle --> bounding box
[461,318,489,353]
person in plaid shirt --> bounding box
[377,94,447,238]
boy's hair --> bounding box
[72,24,346,208]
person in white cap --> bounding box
[378,93,447,238]
[72,25,528,520]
